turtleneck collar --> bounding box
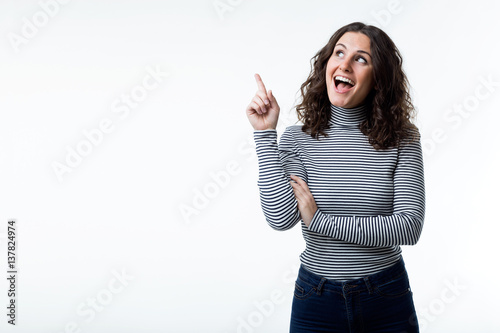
[328,103,368,127]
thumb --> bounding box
[268,90,278,109]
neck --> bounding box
[329,103,368,127]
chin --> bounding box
[329,95,353,108]
[329,91,368,109]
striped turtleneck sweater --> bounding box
[253,103,425,280]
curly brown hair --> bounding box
[295,22,419,149]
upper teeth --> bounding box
[335,76,354,85]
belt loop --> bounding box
[316,277,327,295]
[364,277,373,294]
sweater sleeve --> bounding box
[253,127,308,231]
[308,129,426,247]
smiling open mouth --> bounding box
[334,76,355,93]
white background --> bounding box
[1,0,499,332]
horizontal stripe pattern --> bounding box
[253,103,425,280]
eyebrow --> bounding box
[335,43,372,59]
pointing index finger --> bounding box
[254,73,267,93]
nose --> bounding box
[339,56,352,72]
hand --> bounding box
[246,73,280,130]
[289,175,318,227]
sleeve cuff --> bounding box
[308,210,356,239]
[307,209,323,231]
[254,129,277,134]
[254,129,278,145]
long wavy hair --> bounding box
[295,22,418,149]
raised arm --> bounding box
[254,127,307,230]
[247,73,307,231]
[306,129,425,246]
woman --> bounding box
[246,22,425,332]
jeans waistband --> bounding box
[297,257,407,294]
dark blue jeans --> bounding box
[290,258,419,332]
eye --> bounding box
[335,50,344,57]
[356,56,367,64]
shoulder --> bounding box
[399,125,421,147]
[407,125,421,139]
[279,125,306,147]
[282,124,303,134]
[280,124,303,138]
[282,124,310,139]
[396,125,423,160]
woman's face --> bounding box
[326,31,375,108]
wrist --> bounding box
[254,128,276,132]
